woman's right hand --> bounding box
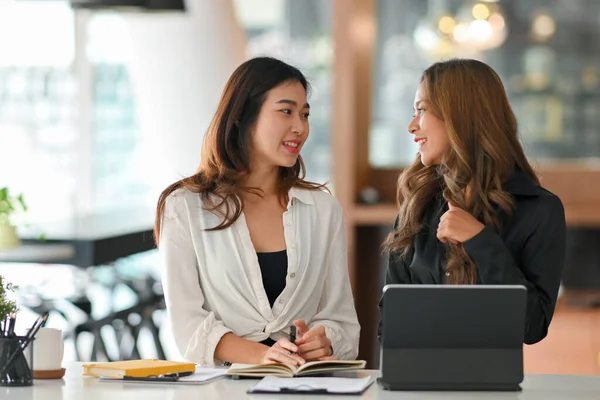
[259,338,306,366]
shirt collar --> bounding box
[503,166,541,196]
[289,187,315,205]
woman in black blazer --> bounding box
[380,59,566,345]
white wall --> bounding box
[123,0,248,194]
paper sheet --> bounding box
[177,367,228,383]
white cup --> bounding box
[32,328,64,371]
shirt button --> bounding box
[290,273,296,279]
[279,299,285,304]
[286,221,292,226]
[289,243,295,249]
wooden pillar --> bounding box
[332,0,379,366]
[331,0,376,291]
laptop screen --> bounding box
[381,284,527,349]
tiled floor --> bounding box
[524,304,600,375]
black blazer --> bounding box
[380,167,567,345]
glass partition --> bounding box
[0,1,77,223]
[370,0,600,168]
[235,0,334,184]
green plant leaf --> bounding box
[0,187,29,225]
[17,193,27,211]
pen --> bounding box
[8,313,16,337]
[121,371,193,382]
[289,325,296,344]
[123,375,179,382]
[288,325,298,356]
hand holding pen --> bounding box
[293,319,336,361]
[259,338,304,366]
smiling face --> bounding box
[407,82,450,166]
[250,80,310,170]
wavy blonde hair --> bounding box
[384,59,539,284]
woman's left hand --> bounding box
[293,320,335,361]
[437,202,485,244]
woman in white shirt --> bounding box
[154,57,360,367]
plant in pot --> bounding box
[0,187,27,250]
[0,274,17,328]
[0,275,23,386]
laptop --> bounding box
[378,284,527,391]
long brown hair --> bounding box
[154,57,326,245]
[384,58,539,284]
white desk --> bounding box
[3,363,600,400]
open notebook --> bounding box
[226,359,366,378]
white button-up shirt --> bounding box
[159,187,360,366]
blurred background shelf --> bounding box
[352,204,397,225]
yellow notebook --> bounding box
[226,359,366,378]
[82,359,196,378]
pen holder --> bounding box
[0,336,34,386]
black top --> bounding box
[257,250,288,347]
[379,167,567,345]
